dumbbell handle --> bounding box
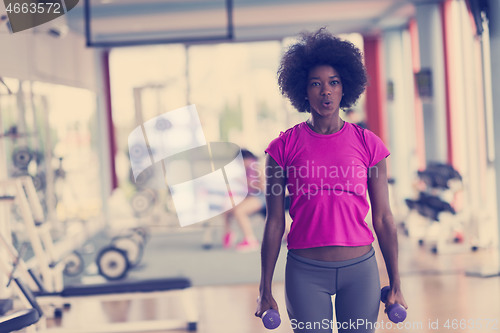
[262,309,281,329]
[380,286,407,323]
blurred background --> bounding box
[1,0,500,332]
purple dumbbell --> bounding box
[381,286,407,323]
[262,309,281,329]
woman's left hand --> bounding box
[384,286,408,312]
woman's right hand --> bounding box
[255,293,279,318]
[255,154,285,320]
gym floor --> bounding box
[44,234,500,333]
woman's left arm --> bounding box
[367,158,408,310]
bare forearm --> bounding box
[259,154,286,295]
[374,214,401,288]
[259,219,285,294]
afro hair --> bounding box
[277,28,367,113]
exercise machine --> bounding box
[403,163,467,253]
[0,231,199,332]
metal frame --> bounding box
[0,231,198,333]
[84,0,234,48]
[35,288,198,333]
[0,185,198,332]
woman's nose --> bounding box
[321,88,331,96]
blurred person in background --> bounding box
[223,148,266,251]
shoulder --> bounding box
[269,122,305,145]
[281,122,306,138]
[348,124,390,167]
[348,122,364,137]
[348,122,383,143]
[266,122,306,168]
[360,126,385,146]
[344,122,366,144]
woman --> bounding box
[223,149,266,251]
[255,29,407,332]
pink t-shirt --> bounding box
[265,121,390,249]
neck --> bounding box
[307,115,344,135]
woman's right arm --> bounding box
[255,153,287,317]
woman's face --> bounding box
[306,65,343,116]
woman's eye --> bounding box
[311,82,320,86]
[331,80,340,85]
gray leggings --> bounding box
[285,248,380,333]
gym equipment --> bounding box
[54,157,66,179]
[1,233,198,332]
[417,162,462,190]
[131,226,150,245]
[0,308,40,332]
[37,277,199,332]
[262,309,281,329]
[114,227,149,247]
[0,239,42,332]
[62,251,84,277]
[129,143,149,164]
[1,177,101,292]
[403,162,466,253]
[0,278,42,332]
[96,246,130,280]
[111,235,144,268]
[405,192,455,223]
[129,166,155,188]
[380,286,407,323]
[32,172,46,192]
[130,189,156,216]
[0,228,42,293]
[12,146,32,170]
[0,299,13,316]
[96,226,149,278]
[6,243,27,287]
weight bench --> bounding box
[58,277,191,297]
[0,278,44,333]
[35,276,198,332]
[0,309,40,333]
[0,228,198,332]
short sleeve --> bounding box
[363,129,390,168]
[265,132,286,169]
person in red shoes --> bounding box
[223,149,266,251]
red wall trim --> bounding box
[409,18,426,171]
[441,0,455,165]
[102,50,119,190]
[363,35,388,144]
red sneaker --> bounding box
[236,239,259,252]
[223,232,234,249]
